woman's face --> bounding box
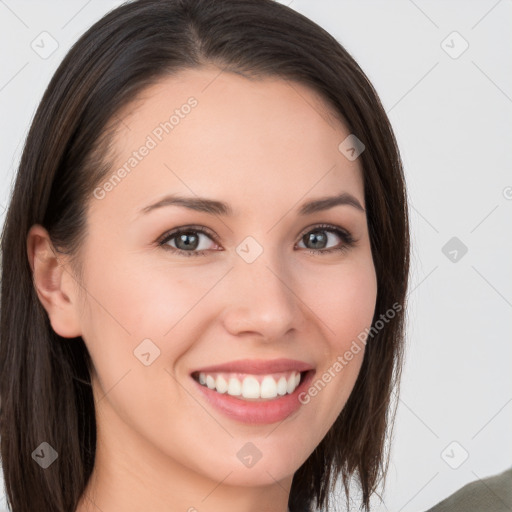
[69,67,377,492]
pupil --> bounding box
[307,231,326,249]
[177,232,198,250]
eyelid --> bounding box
[296,222,352,241]
[156,224,220,247]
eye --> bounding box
[157,225,220,257]
[296,223,356,255]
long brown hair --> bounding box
[0,1,410,511]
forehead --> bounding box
[92,66,365,220]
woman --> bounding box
[0,1,410,511]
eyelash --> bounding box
[156,223,356,257]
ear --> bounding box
[26,225,83,338]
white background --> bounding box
[1,1,511,511]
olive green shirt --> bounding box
[286,466,512,511]
[424,466,512,512]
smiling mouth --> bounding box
[191,370,309,401]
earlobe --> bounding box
[26,224,83,338]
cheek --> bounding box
[299,254,378,347]
[79,248,219,347]
[77,254,210,464]
[296,256,376,425]
[77,251,234,435]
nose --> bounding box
[219,252,303,342]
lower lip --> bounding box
[191,370,315,425]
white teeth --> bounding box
[215,375,228,394]
[260,376,278,399]
[286,373,296,394]
[242,376,260,398]
[196,371,303,400]
[277,376,288,396]
[206,375,216,389]
[227,377,242,396]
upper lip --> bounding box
[191,358,314,375]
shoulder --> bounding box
[423,466,512,512]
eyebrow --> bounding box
[138,192,365,217]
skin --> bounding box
[27,66,377,512]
